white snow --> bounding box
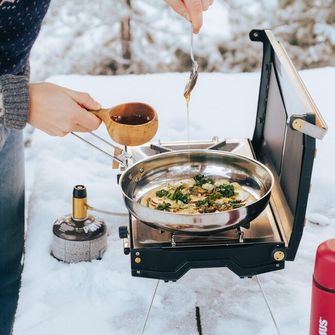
[14,67,335,335]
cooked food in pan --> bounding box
[141,174,254,214]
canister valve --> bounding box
[72,185,88,221]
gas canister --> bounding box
[51,185,107,263]
[310,239,335,335]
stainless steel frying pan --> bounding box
[119,150,274,234]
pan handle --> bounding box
[71,132,131,167]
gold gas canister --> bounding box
[51,185,107,263]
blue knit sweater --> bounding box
[0,0,50,129]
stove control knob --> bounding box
[272,249,286,262]
[119,226,128,239]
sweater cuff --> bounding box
[0,75,29,130]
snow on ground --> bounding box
[14,68,334,335]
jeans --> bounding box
[0,126,24,335]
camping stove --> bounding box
[119,139,285,281]
[118,29,327,282]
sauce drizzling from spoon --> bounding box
[183,25,198,145]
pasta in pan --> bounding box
[141,174,253,214]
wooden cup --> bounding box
[91,102,158,146]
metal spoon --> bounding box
[183,23,198,102]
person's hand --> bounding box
[165,0,214,33]
[28,82,102,136]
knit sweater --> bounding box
[0,0,50,129]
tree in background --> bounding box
[217,0,273,72]
[120,0,132,70]
[272,0,335,69]
[30,0,335,81]
[220,0,335,71]
[30,0,230,79]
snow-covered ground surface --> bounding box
[14,68,334,335]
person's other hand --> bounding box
[165,0,214,33]
[28,83,102,136]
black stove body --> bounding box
[118,29,327,282]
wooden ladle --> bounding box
[90,102,158,146]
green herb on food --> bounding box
[196,198,213,207]
[229,199,244,209]
[193,174,214,187]
[208,192,222,200]
[156,189,169,198]
[175,191,191,204]
[167,185,189,203]
[156,202,171,211]
[216,184,235,197]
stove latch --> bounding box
[290,114,327,140]
[119,226,130,255]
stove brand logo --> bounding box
[319,317,328,335]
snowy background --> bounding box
[30,0,335,81]
[14,0,335,334]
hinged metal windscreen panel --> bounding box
[250,29,327,260]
